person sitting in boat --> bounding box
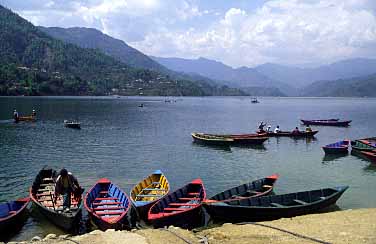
[266,125,272,132]
[258,121,266,132]
[32,109,36,117]
[292,127,300,134]
[13,109,19,122]
[54,168,80,211]
[306,125,312,132]
[274,125,280,133]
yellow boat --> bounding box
[130,170,169,220]
[15,115,36,122]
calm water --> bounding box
[1,96,376,241]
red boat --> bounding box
[301,119,351,127]
[148,178,206,229]
[263,130,318,137]
[361,150,376,163]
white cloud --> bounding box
[4,0,376,67]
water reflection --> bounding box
[191,142,232,152]
[322,153,348,163]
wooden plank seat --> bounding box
[163,207,187,211]
[99,191,109,194]
[93,201,122,206]
[246,190,261,194]
[178,197,200,201]
[169,203,198,206]
[37,192,54,197]
[143,188,166,191]
[93,206,125,211]
[152,182,161,185]
[136,194,164,197]
[38,188,51,192]
[270,203,285,207]
[42,178,54,182]
[263,185,272,188]
[94,197,118,201]
[40,183,54,187]
[96,211,123,216]
[44,203,79,208]
[187,192,200,196]
[293,199,308,205]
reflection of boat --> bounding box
[64,120,81,129]
[351,138,376,152]
[263,130,318,137]
[148,178,206,229]
[322,154,348,162]
[191,133,268,145]
[203,186,348,223]
[361,150,376,163]
[301,119,351,127]
[322,140,349,154]
[85,178,133,230]
[130,170,170,220]
[206,174,279,203]
[30,167,82,231]
[0,197,30,234]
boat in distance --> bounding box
[130,170,170,220]
[322,140,350,154]
[260,130,318,137]
[84,178,134,230]
[206,174,279,203]
[301,119,351,127]
[0,197,30,235]
[203,186,349,223]
[64,120,81,129]
[29,167,82,231]
[14,115,36,123]
[148,178,206,229]
[191,132,268,146]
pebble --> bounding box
[45,233,57,239]
[31,236,42,242]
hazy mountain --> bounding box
[300,74,376,97]
[152,56,294,95]
[255,58,376,88]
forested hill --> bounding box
[0,5,242,96]
[300,74,376,97]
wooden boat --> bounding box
[351,138,376,152]
[130,170,170,220]
[203,186,348,223]
[301,119,351,127]
[191,132,268,146]
[64,120,81,129]
[30,167,82,231]
[361,150,376,163]
[251,98,259,103]
[148,178,206,229]
[14,115,36,123]
[206,174,279,203]
[0,197,30,234]
[322,140,350,154]
[84,178,133,230]
[264,130,318,137]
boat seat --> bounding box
[40,183,53,187]
[37,192,53,197]
[179,197,200,201]
[293,199,308,205]
[94,197,118,201]
[136,194,163,197]
[94,206,125,211]
[96,211,123,216]
[263,185,272,188]
[320,197,326,200]
[93,202,122,206]
[42,178,54,182]
[246,190,260,194]
[99,191,109,194]
[152,182,161,185]
[143,188,166,191]
[163,207,187,211]
[187,192,200,196]
[169,203,197,206]
[270,203,285,207]
[38,188,51,192]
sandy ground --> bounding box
[6,208,376,244]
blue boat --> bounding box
[0,197,30,237]
[130,170,170,220]
[322,140,350,154]
[84,178,134,230]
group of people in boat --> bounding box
[13,109,37,122]
[258,121,312,134]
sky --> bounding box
[2,0,376,68]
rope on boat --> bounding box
[236,222,332,244]
[160,227,194,244]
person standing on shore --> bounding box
[54,168,80,211]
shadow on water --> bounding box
[191,142,232,152]
[230,144,267,151]
[322,153,348,163]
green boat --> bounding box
[351,138,376,152]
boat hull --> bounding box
[301,120,351,127]
[266,130,318,137]
[351,139,376,152]
[204,186,348,223]
[192,133,268,146]
[14,116,36,123]
[322,140,349,154]
[0,198,30,238]
[361,151,376,163]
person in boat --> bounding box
[274,125,280,133]
[54,168,81,211]
[306,125,312,132]
[32,109,36,117]
[292,127,300,134]
[13,109,19,122]
[266,125,272,132]
[258,121,266,132]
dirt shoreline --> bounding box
[5,208,376,244]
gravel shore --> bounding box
[6,208,376,244]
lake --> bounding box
[0,96,375,241]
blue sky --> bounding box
[2,0,376,68]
